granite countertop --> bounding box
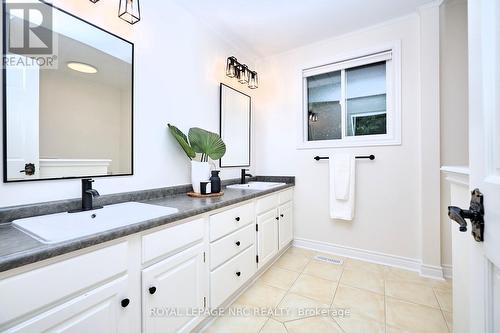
[0,177,294,273]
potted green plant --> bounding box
[167,124,226,193]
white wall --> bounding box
[0,0,256,207]
[439,0,469,271]
[254,15,430,263]
[39,70,131,174]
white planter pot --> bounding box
[191,161,210,193]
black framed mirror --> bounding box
[2,1,134,182]
[219,83,251,168]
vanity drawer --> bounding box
[142,218,205,263]
[256,194,279,215]
[210,245,256,308]
[209,203,254,241]
[210,224,255,270]
[279,189,293,204]
[0,242,128,327]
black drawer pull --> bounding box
[235,217,240,222]
[235,271,241,277]
[235,241,241,246]
[121,298,130,308]
[149,286,157,295]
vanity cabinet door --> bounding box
[257,208,279,267]
[278,201,293,250]
[3,276,132,333]
[142,243,207,333]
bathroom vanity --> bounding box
[0,181,294,333]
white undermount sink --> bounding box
[12,202,178,244]
[226,181,287,191]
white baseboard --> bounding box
[442,264,453,280]
[420,264,444,280]
[293,238,447,280]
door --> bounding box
[278,201,293,250]
[5,55,40,180]
[466,0,500,331]
[257,209,279,267]
[4,276,131,333]
[142,243,207,333]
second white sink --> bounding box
[13,202,179,244]
[227,181,287,191]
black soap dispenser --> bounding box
[210,170,221,193]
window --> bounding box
[301,45,400,148]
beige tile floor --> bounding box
[204,246,453,333]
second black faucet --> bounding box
[240,169,253,184]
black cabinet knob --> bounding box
[235,217,240,222]
[275,217,279,220]
[235,241,241,246]
[149,286,157,295]
[235,271,241,277]
[121,298,130,308]
[280,214,284,218]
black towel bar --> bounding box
[314,155,375,161]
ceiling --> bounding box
[174,0,436,57]
[54,34,132,90]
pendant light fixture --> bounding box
[225,56,258,89]
[118,0,141,25]
[89,0,141,25]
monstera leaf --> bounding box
[188,127,226,161]
[167,124,196,159]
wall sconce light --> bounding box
[226,57,237,78]
[225,56,258,89]
[119,0,141,25]
[238,65,249,84]
[248,71,258,89]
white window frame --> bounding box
[298,41,401,149]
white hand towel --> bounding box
[329,153,356,220]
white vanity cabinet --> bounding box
[256,188,294,267]
[141,218,208,333]
[278,191,294,250]
[0,242,136,333]
[3,276,131,333]
[256,208,279,267]
[0,186,294,333]
[208,202,257,308]
[142,243,206,333]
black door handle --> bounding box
[19,163,36,176]
[121,298,130,308]
[448,188,484,242]
[149,286,157,295]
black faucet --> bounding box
[81,179,102,211]
[240,169,253,184]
